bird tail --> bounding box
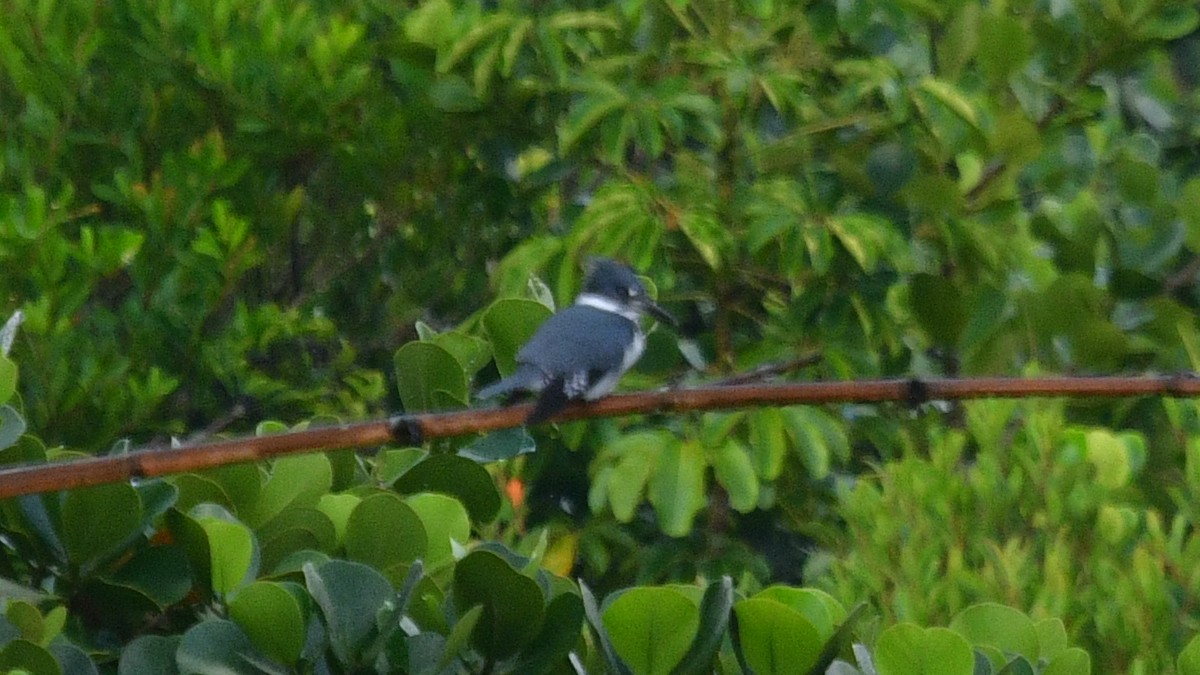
[476,364,543,401]
[527,376,569,425]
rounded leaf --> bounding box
[733,598,821,675]
[316,494,362,545]
[0,638,61,675]
[753,587,845,644]
[392,454,501,523]
[405,493,470,566]
[248,454,333,527]
[229,581,306,665]
[49,642,98,675]
[172,474,232,513]
[453,550,545,661]
[1044,647,1091,675]
[394,341,468,411]
[511,591,585,673]
[110,544,192,608]
[196,517,257,596]
[603,587,698,675]
[304,560,395,664]
[481,298,553,376]
[876,624,974,675]
[344,493,426,570]
[176,620,263,675]
[119,635,180,675]
[949,603,1039,657]
[62,483,143,566]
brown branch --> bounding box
[1,375,1197,499]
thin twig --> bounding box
[708,353,823,386]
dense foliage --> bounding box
[2,0,1200,672]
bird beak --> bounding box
[643,300,677,328]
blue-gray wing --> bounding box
[515,306,636,376]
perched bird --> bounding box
[477,258,675,424]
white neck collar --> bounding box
[575,293,640,321]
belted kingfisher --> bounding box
[477,258,675,424]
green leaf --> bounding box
[976,12,1031,82]
[315,493,361,545]
[607,434,658,522]
[394,341,468,411]
[49,642,98,675]
[709,439,759,513]
[1043,647,1091,675]
[909,273,967,346]
[732,598,822,675]
[0,405,27,451]
[1083,429,1132,490]
[196,516,257,596]
[0,639,61,675]
[481,298,553,377]
[228,581,306,665]
[405,492,471,566]
[558,84,627,155]
[437,13,513,74]
[304,560,395,665]
[119,636,181,675]
[752,587,844,644]
[875,624,974,675]
[256,505,338,556]
[343,493,426,570]
[62,483,143,567]
[747,408,787,480]
[510,591,585,674]
[678,209,727,270]
[917,77,980,131]
[670,576,733,675]
[110,544,192,609]
[546,10,621,31]
[391,453,502,523]
[428,331,491,376]
[781,407,847,479]
[648,439,707,538]
[453,549,545,660]
[197,464,262,516]
[949,603,1040,658]
[1179,633,1200,675]
[176,620,266,675]
[603,587,698,675]
[997,655,1037,675]
[429,75,485,112]
[403,0,454,46]
[0,354,16,405]
[248,454,333,527]
[581,581,633,674]
[6,601,45,644]
[372,448,426,485]
[440,604,484,670]
[459,427,537,461]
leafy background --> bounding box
[1,0,1200,672]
